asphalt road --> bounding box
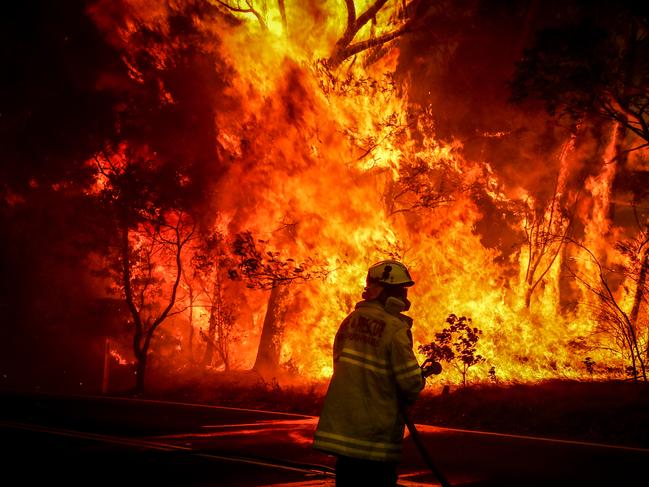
[2,392,647,486]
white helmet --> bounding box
[366,260,415,287]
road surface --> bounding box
[2,392,647,486]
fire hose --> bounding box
[400,358,452,487]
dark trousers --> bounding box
[335,455,398,487]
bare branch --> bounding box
[339,27,408,63]
[215,0,267,30]
[145,218,195,336]
[356,0,389,30]
[327,0,409,68]
[231,231,328,290]
[277,0,287,34]
[165,305,191,318]
[339,0,357,46]
[565,236,648,380]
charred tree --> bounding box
[202,265,237,369]
[215,1,267,30]
[327,0,411,69]
[566,239,648,382]
[253,282,291,373]
[202,292,218,367]
[519,185,574,309]
[511,3,649,154]
[418,314,485,388]
[181,268,199,362]
[120,213,195,393]
[616,225,649,365]
[93,147,196,394]
[191,232,238,369]
[231,231,327,377]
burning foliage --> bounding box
[2,0,648,392]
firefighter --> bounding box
[313,259,425,487]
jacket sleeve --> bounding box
[390,323,425,404]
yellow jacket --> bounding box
[313,300,425,462]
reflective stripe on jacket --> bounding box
[313,300,425,462]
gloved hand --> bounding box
[421,358,442,378]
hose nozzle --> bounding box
[421,358,442,378]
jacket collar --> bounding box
[355,300,385,312]
[355,299,412,327]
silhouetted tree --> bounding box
[230,231,327,375]
[214,1,267,30]
[511,1,649,154]
[181,262,200,362]
[191,232,239,370]
[517,181,575,309]
[419,314,485,387]
[327,0,408,68]
[0,0,122,191]
[616,224,649,366]
[92,146,197,393]
[565,238,648,382]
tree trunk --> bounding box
[278,0,287,35]
[187,286,194,361]
[253,283,291,376]
[135,352,147,394]
[630,249,648,380]
[219,327,230,371]
[609,20,638,220]
[188,323,195,361]
[203,309,217,366]
[524,286,532,309]
[213,270,231,371]
[630,249,648,327]
[609,123,628,222]
[203,270,221,366]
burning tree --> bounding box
[214,1,268,31]
[565,236,648,382]
[180,264,199,362]
[110,212,194,393]
[510,1,649,201]
[230,231,328,376]
[510,2,649,362]
[618,227,649,350]
[12,0,648,388]
[386,107,475,216]
[511,2,649,150]
[217,0,432,69]
[191,232,239,370]
[388,156,464,215]
[517,185,574,309]
[326,0,413,68]
[92,147,196,393]
[419,314,486,388]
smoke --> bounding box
[394,0,639,258]
[0,0,124,391]
[2,0,647,389]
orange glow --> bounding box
[110,349,131,365]
[87,1,646,386]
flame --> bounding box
[87,1,647,386]
[110,349,130,365]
